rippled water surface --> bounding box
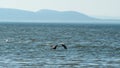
[0,23,120,68]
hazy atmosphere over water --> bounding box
[0,0,120,68]
[0,0,120,19]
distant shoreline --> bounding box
[0,20,120,24]
[0,21,120,25]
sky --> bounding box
[0,0,120,19]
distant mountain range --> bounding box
[0,8,99,22]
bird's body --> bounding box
[51,45,58,49]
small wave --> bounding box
[0,56,21,68]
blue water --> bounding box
[0,23,120,68]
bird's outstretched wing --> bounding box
[62,44,67,49]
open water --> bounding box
[0,23,120,68]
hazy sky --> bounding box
[0,0,120,19]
